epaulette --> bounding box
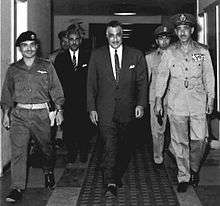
[195,42,209,50]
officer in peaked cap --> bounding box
[145,24,172,167]
[155,12,215,193]
[15,31,38,47]
[170,13,197,27]
[154,24,173,37]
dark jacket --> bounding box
[87,45,148,125]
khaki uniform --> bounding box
[156,41,215,182]
[146,48,168,164]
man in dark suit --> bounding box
[87,20,148,196]
[54,24,91,168]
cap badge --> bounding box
[163,27,168,32]
[31,34,35,39]
[180,14,186,22]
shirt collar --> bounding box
[69,49,79,57]
[109,44,123,54]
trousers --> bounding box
[9,108,55,190]
[168,113,208,183]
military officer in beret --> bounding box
[155,13,215,192]
[1,31,64,202]
[145,24,172,166]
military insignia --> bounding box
[37,70,47,74]
[192,53,204,62]
[129,64,135,70]
[180,14,186,22]
[31,34,35,39]
[163,27,167,32]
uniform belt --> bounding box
[17,103,48,110]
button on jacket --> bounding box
[1,57,64,108]
[156,41,215,116]
[146,48,167,105]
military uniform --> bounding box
[146,25,172,164]
[156,39,215,182]
[1,39,64,191]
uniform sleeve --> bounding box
[202,49,215,101]
[87,50,98,112]
[145,54,152,82]
[155,51,170,97]
[48,63,65,107]
[135,51,148,107]
[0,68,14,109]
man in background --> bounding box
[49,30,69,64]
[145,24,172,166]
[54,24,91,168]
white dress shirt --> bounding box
[109,45,122,79]
[69,49,79,66]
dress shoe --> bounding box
[190,170,200,188]
[5,189,23,202]
[177,182,188,193]
[45,172,55,190]
[105,184,117,196]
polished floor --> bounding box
[1,134,220,206]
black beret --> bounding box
[15,31,38,47]
[170,13,196,27]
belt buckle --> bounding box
[30,104,34,109]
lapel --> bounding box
[119,46,130,84]
[104,46,117,85]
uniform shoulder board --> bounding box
[194,41,209,50]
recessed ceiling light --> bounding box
[114,12,136,16]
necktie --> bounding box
[115,50,120,83]
[72,52,76,68]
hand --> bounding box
[49,111,56,126]
[154,97,163,116]
[56,110,64,126]
[206,98,214,114]
[2,113,10,130]
[90,111,98,126]
[135,106,144,119]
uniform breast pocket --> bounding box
[170,63,182,77]
[34,73,49,90]
[192,61,203,76]
[14,76,25,91]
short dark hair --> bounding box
[58,30,68,40]
[66,23,85,38]
[106,20,122,29]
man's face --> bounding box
[156,35,171,50]
[60,36,69,50]
[19,40,37,58]
[175,24,194,43]
[106,26,123,49]
[69,33,82,51]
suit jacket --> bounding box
[87,45,148,125]
[54,47,90,115]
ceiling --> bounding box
[53,0,196,16]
